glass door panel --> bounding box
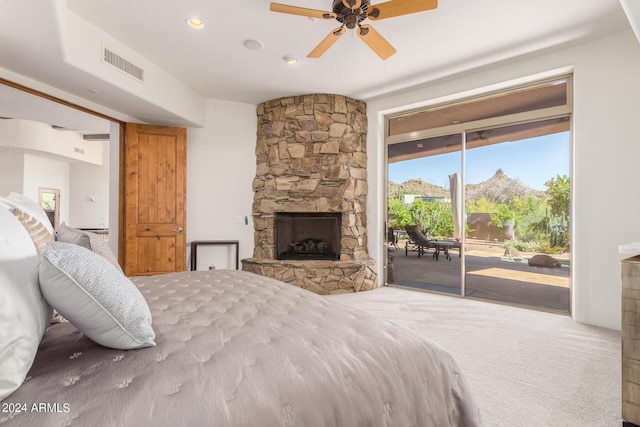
[387,133,463,296]
[464,118,570,312]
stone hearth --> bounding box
[241,94,378,294]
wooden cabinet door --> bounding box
[123,123,186,276]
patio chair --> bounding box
[404,224,436,258]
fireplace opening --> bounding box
[275,213,341,260]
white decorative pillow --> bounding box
[0,208,52,401]
[13,208,53,253]
[39,242,155,350]
[1,192,54,237]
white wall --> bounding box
[366,29,640,330]
[0,119,103,164]
[22,154,70,225]
[0,118,110,230]
[0,151,24,195]
[107,122,120,257]
[68,140,110,228]
[186,99,256,270]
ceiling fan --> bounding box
[270,0,438,60]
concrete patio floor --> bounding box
[388,241,570,313]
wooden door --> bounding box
[122,123,186,276]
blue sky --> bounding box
[388,132,570,191]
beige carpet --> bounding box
[327,286,621,427]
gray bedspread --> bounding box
[1,270,480,426]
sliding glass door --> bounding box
[385,76,572,313]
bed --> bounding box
[0,194,481,426]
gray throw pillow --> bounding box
[56,223,122,273]
[39,242,155,350]
[56,223,91,249]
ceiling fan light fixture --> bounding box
[186,17,204,29]
[283,56,298,65]
[270,0,436,58]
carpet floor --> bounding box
[396,280,477,296]
[327,286,621,427]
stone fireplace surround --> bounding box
[241,94,378,294]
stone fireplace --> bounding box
[241,94,378,294]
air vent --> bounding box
[102,47,144,81]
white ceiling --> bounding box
[0,0,632,124]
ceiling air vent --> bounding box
[102,47,144,82]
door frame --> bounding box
[0,78,168,274]
[384,75,573,314]
[38,187,60,230]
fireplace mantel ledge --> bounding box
[242,257,376,268]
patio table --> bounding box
[432,240,456,261]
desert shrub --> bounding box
[535,242,567,255]
[501,239,540,252]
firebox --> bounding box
[275,213,341,260]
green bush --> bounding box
[387,198,454,238]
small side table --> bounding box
[190,240,239,271]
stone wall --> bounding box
[241,94,378,294]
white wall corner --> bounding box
[620,0,640,45]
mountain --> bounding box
[388,178,449,199]
[389,170,543,204]
[466,169,543,204]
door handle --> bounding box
[174,227,183,233]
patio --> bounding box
[388,240,570,313]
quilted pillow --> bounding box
[0,208,52,401]
[39,242,155,350]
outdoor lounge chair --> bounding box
[404,224,436,258]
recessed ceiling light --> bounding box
[186,17,204,29]
[243,39,263,51]
[283,56,298,65]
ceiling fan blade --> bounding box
[357,24,396,60]
[308,27,346,58]
[368,0,437,21]
[270,3,336,19]
[342,0,362,9]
